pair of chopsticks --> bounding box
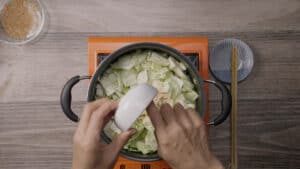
[230,45,238,169]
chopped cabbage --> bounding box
[100,72,122,96]
[99,50,199,154]
[184,91,199,102]
[137,70,148,84]
[112,55,136,70]
[147,51,169,66]
[152,80,169,93]
[120,70,137,87]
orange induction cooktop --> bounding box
[88,37,209,169]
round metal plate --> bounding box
[209,38,254,83]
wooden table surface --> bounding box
[0,0,299,168]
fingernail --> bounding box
[175,103,184,110]
[128,128,137,135]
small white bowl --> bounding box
[114,83,158,131]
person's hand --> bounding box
[147,102,224,169]
[72,98,136,169]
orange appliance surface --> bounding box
[88,37,209,169]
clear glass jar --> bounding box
[0,0,46,45]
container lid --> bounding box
[114,83,158,131]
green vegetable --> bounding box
[100,72,122,96]
[184,91,199,102]
[111,54,136,70]
[147,51,169,66]
[137,70,148,84]
[120,70,137,87]
[99,49,199,154]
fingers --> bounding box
[109,128,136,152]
[146,102,166,130]
[87,100,118,138]
[186,108,206,133]
[160,103,175,125]
[78,98,113,132]
[173,103,193,130]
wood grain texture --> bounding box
[210,99,300,169]
[42,0,300,32]
[0,0,300,169]
[0,100,299,169]
[0,31,299,102]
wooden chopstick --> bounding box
[231,45,238,169]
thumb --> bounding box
[110,128,136,152]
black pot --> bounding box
[60,42,231,162]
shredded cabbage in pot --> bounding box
[96,49,199,154]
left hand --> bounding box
[72,98,136,169]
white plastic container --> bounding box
[114,83,158,131]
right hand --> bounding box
[147,102,224,169]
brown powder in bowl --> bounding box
[0,0,38,40]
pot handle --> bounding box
[60,75,91,122]
[204,80,232,126]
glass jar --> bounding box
[0,0,46,45]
